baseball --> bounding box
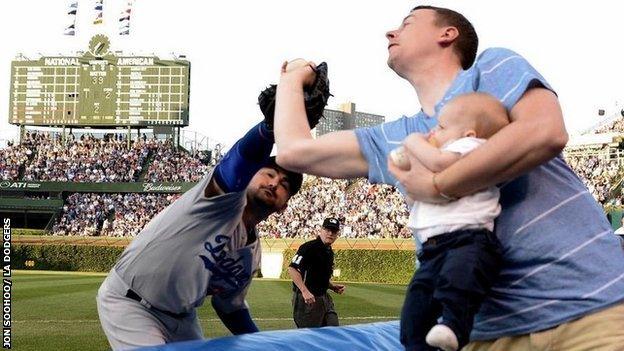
[389,146,410,170]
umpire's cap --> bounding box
[322,217,340,232]
[265,156,303,196]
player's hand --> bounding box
[280,59,317,88]
[332,284,346,294]
[302,290,316,305]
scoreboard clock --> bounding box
[9,34,190,127]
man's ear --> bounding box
[464,129,477,138]
[439,26,459,46]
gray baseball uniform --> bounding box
[96,170,261,350]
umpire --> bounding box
[288,217,346,328]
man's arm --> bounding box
[288,266,316,304]
[401,133,462,173]
[437,88,567,196]
[390,88,567,202]
[329,281,345,294]
[211,281,259,335]
[212,305,259,335]
[274,64,368,179]
[204,122,275,198]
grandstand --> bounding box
[0,121,416,241]
[563,110,624,209]
[0,129,213,232]
[0,129,411,241]
[3,113,624,241]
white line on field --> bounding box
[14,316,398,323]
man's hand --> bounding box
[302,289,316,305]
[280,59,317,88]
[260,60,330,131]
[331,284,346,294]
[388,152,446,204]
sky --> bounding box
[1,1,623,148]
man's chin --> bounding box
[388,60,408,79]
[254,194,281,212]
[387,58,397,72]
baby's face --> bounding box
[427,113,470,147]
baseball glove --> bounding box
[258,62,331,130]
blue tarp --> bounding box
[140,320,402,351]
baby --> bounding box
[390,93,509,351]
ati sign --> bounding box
[0,182,41,190]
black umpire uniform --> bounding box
[288,217,344,328]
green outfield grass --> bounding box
[13,271,406,351]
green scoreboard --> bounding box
[9,35,190,127]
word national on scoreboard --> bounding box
[9,34,190,127]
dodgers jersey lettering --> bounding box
[114,169,261,315]
[355,48,624,340]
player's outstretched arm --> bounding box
[274,62,368,179]
[205,121,274,198]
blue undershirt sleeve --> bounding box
[213,121,274,193]
[213,304,259,335]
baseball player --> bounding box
[96,120,303,350]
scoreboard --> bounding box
[9,35,190,127]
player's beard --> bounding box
[247,187,281,216]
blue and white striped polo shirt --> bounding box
[354,47,624,340]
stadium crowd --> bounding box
[52,192,180,237]
[564,150,624,206]
[22,133,150,182]
[593,116,624,134]
[257,176,411,239]
[49,176,411,239]
[48,158,624,239]
[0,139,35,180]
[0,131,210,182]
[3,127,624,239]
[144,139,209,182]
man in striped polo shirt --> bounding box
[273,5,624,351]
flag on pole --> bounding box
[93,0,104,25]
[119,0,134,35]
[64,1,78,35]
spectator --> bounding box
[145,139,209,182]
[52,192,180,237]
